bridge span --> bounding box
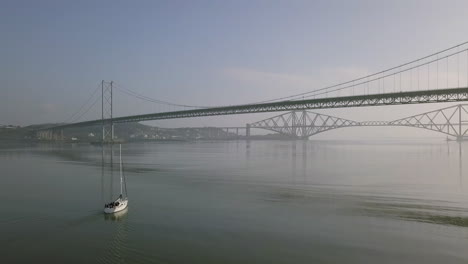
[249,104,468,140]
[37,104,468,141]
[40,87,468,131]
[32,42,468,142]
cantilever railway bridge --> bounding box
[248,104,468,139]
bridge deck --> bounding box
[40,87,468,130]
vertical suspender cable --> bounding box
[400,69,402,92]
[458,47,460,88]
[410,68,412,91]
[367,77,369,95]
[428,63,430,90]
[418,66,420,90]
[101,80,104,141]
[383,72,385,93]
[378,73,380,93]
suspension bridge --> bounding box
[35,42,468,141]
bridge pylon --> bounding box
[101,80,114,143]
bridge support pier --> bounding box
[246,124,251,139]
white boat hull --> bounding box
[104,198,128,214]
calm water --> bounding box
[2,139,468,263]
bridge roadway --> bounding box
[42,87,468,130]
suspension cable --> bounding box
[250,41,468,104]
[69,95,101,123]
[112,82,217,109]
[298,47,468,99]
[63,83,101,123]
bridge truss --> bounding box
[38,87,468,131]
[250,104,468,139]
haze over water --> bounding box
[2,139,468,263]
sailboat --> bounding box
[104,144,128,214]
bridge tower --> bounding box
[101,80,114,143]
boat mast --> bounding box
[119,144,123,196]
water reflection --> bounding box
[302,141,307,184]
[459,142,463,189]
[99,208,129,264]
[103,208,128,222]
[254,139,468,231]
[4,140,468,263]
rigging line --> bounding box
[63,83,101,123]
[300,47,468,99]
[249,41,468,104]
[123,161,128,197]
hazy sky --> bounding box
[2,0,468,138]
